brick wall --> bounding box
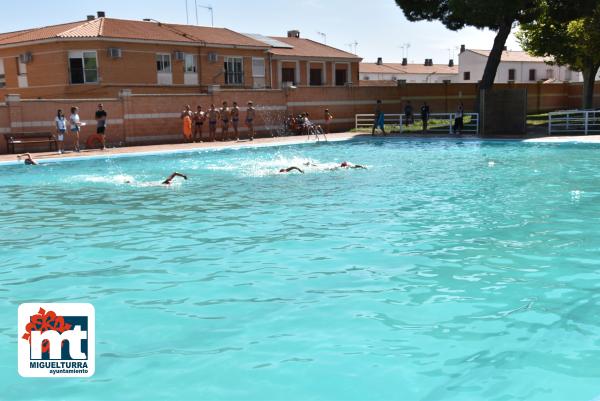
[1,83,599,154]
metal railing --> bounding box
[548,110,600,135]
[355,113,479,134]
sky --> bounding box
[0,0,522,64]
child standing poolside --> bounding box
[220,101,231,141]
[246,101,256,141]
[372,100,386,136]
[207,104,220,142]
[181,105,193,142]
[324,109,333,134]
[69,106,81,152]
[231,102,240,141]
[54,109,66,154]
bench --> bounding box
[3,132,57,154]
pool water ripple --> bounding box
[2,139,600,400]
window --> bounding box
[184,54,197,73]
[224,57,243,85]
[69,51,98,84]
[282,67,295,84]
[508,69,516,81]
[310,68,323,86]
[363,76,370,80]
[0,59,5,88]
[335,69,347,86]
[529,69,536,81]
[252,58,265,77]
[463,71,471,81]
[156,54,172,73]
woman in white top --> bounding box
[54,109,67,154]
[69,106,81,152]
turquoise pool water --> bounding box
[2,138,600,401]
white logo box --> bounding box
[18,303,95,378]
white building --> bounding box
[457,48,584,83]
[360,58,459,84]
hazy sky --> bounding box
[0,0,522,64]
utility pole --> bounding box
[185,0,189,24]
[195,0,199,25]
[198,4,214,27]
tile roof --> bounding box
[467,49,552,63]
[0,18,268,48]
[360,62,458,75]
[268,36,360,60]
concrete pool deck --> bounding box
[1,132,599,165]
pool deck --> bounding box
[2,132,600,164]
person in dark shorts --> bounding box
[453,102,464,135]
[404,100,413,127]
[420,102,430,133]
[95,103,107,150]
[231,102,240,141]
[220,101,231,141]
[207,104,220,142]
[372,100,386,136]
[193,105,205,142]
[246,101,256,141]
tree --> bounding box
[395,0,541,91]
[517,2,600,109]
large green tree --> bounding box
[517,2,600,109]
[395,0,541,91]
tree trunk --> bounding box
[480,22,513,91]
[582,64,599,110]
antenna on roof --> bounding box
[197,4,214,27]
[317,31,326,45]
[185,0,189,24]
[347,40,358,55]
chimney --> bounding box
[376,57,383,65]
[424,59,428,66]
[460,44,466,54]
[402,58,407,66]
[86,15,95,21]
[97,11,106,18]
[287,30,300,38]
[449,59,454,67]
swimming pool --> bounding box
[2,138,600,401]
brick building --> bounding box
[0,13,361,99]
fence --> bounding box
[356,113,479,135]
[548,110,600,135]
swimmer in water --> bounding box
[17,153,38,165]
[279,167,304,174]
[340,161,366,169]
[162,172,188,185]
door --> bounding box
[335,69,347,86]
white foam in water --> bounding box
[206,155,336,177]
[571,190,583,201]
[488,161,496,167]
[71,174,136,185]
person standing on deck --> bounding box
[95,103,108,150]
[69,106,81,152]
[404,100,414,127]
[453,102,464,135]
[246,101,256,141]
[324,109,333,134]
[371,100,386,136]
[181,105,193,143]
[54,109,66,154]
[231,102,240,141]
[193,105,205,143]
[220,101,231,141]
[207,104,220,142]
[420,102,430,133]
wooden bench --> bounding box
[3,132,57,154]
